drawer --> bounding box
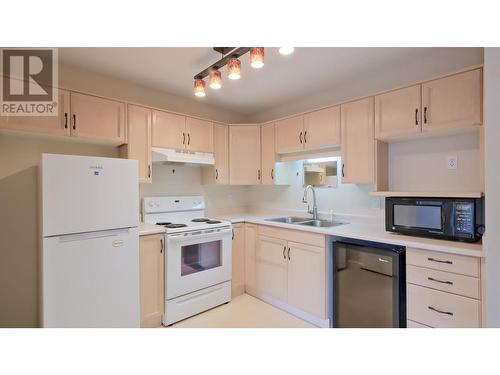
[407,284,480,328]
[406,248,480,277]
[407,265,480,299]
[258,225,325,248]
[407,319,431,328]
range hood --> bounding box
[151,147,215,166]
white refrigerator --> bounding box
[41,153,140,327]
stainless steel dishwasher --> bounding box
[327,237,406,328]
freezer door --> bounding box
[42,153,139,237]
[41,227,140,327]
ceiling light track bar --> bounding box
[194,47,251,80]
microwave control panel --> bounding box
[454,202,474,237]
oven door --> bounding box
[165,227,232,299]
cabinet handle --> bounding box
[304,131,307,143]
[232,229,234,241]
[148,165,151,178]
[215,169,218,180]
[428,306,453,316]
[72,114,76,130]
[428,277,453,285]
[342,163,345,178]
[287,247,290,261]
[187,133,190,145]
[183,132,186,145]
[160,239,163,254]
[423,106,428,124]
[258,169,261,180]
[271,169,274,180]
[64,113,68,129]
[427,257,452,265]
[299,131,303,144]
[283,246,286,260]
[415,108,419,126]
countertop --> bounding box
[139,223,166,236]
[213,212,484,258]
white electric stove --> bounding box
[143,196,232,325]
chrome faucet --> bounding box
[302,185,318,220]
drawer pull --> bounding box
[428,306,454,316]
[427,257,452,265]
[428,277,453,285]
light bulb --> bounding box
[227,57,241,80]
[279,47,294,55]
[250,47,264,69]
[209,69,222,89]
[194,78,206,97]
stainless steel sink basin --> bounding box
[265,216,312,224]
[297,219,346,228]
[265,217,347,228]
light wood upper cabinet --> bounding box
[186,117,213,152]
[231,223,245,298]
[151,110,185,149]
[119,104,152,183]
[70,92,126,144]
[255,235,288,304]
[0,89,71,136]
[304,106,341,149]
[341,97,375,184]
[139,233,164,328]
[422,69,482,133]
[275,115,304,153]
[287,241,326,319]
[261,122,276,185]
[244,224,258,296]
[375,84,422,140]
[202,123,229,184]
[229,125,261,185]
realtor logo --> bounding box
[1,48,58,116]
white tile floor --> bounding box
[171,294,316,328]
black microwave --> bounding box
[386,197,485,243]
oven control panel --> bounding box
[454,202,474,237]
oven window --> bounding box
[394,204,442,230]
[181,240,222,276]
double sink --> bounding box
[265,216,346,228]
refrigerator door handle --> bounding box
[56,228,133,242]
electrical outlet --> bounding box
[447,155,458,170]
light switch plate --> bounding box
[447,155,458,170]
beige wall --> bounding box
[0,133,118,327]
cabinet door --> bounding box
[287,242,326,319]
[255,235,288,304]
[261,122,276,185]
[213,123,229,184]
[275,115,304,153]
[244,224,258,296]
[303,106,341,149]
[186,117,214,152]
[70,92,126,144]
[123,104,152,183]
[229,125,261,185]
[151,110,186,149]
[341,97,375,184]
[0,88,71,136]
[231,223,245,297]
[375,85,422,140]
[422,69,482,133]
[139,234,164,328]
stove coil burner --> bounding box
[206,220,222,224]
[191,218,210,222]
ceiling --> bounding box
[59,47,483,118]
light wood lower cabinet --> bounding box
[0,88,71,136]
[253,225,327,321]
[119,104,152,183]
[406,248,482,328]
[244,224,258,296]
[231,223,245,297]
[139,233,164,328]
[70,92,126,144]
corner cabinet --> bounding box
[341,97,375,184]
[119,104,152,183]
[139,233,165,328]
[229,125,261,185]
[70,92,126,144]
